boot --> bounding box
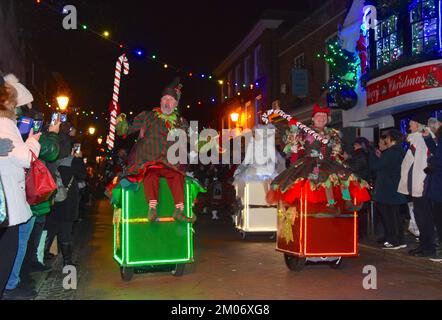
[60,242,75,267]
[44,236,56,263]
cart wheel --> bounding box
[284,254,306,272]
[171,264,185,277]
[120,266,134,281]
[329,257,344,269]
[240,231,247,240]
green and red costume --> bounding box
[267,105,370,210]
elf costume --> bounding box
[117,78,191,222]
[267,104,370,212]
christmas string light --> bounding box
[37,0,224,87]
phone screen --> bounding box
[73,143,81,154]
[60,113,68,123]
[51,113,59,126]
[33,120,43,133]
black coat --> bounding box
[53,157,87,222]
[369,144,408,205]
[424,134,442,203]
[347,149,369,181]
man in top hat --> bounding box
[118,78,190,222]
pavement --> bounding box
[10,198,442,300]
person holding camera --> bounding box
[44,123,86,267]
[20,111,61,279]
[0,74,41,299]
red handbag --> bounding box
[25,151,57,205]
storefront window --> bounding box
[375,15,403,68]
[410,0,439,55]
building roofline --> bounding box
[213,19,283,77]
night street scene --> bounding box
[1,0,442,307]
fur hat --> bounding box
[311,104,331,117]
[4,74,33,107]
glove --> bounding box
[0,138,14,156]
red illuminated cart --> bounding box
[276,190,358,271]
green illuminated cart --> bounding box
[112,177,205,281]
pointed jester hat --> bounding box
[161,77,183,103]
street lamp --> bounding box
[230,113,239,123]
[56,96,69,111]
[97,137,103,145]
[88,126,96,135]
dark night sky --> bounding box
[22,0,316,132]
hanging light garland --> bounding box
[34,0,226,107]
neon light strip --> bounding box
[299,190,303,254]
[439,0,442,51]
[304,188,307,256]
[186,182,192,261]
[114,254,123,265]
[354,197,358,254]
[124,183,193,266]
[113,207,116,259]
[238,228,277,232]
[122,217,176,223]
[124,190,129,264]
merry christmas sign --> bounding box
[367,62,442,106]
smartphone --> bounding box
[73,143,81,154]
[17,117,34,135]
[33,120,43,133]
[51,113,59,126]
[60,113,68,123]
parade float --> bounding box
[263,106,371,271]
[109,176,204,281]
[105,55,205,281]
[232,125,286,239]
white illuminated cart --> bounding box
[233,181,277,239]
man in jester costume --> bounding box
[117,77,192,222]
[267,104,371,211]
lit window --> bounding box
[410,0,438,55]
[375,15,403,68]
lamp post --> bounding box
[97,137,103,145]
[230,112,239,130]
[88,126,96,135]
[56,96,69,112]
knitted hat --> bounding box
[410,112,429,126]
[162,77,183,102]
[311,104,331,117]
[4,74,33,107]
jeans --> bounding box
[23,215,46,272]
[6,217,35,290]
[0,226,19,296]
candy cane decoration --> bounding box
[262,109,329,145]
[107,54,130,150]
